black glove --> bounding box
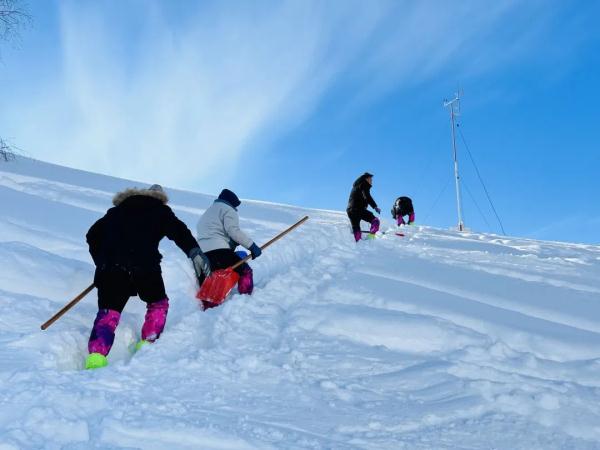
[188,247,211,278]
[374,207,381,214]
[249,243,262,259]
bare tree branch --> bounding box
[0,138,16,162]
[0,1,31,161]
[0,0,31,44]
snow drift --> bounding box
[1,157,600,449]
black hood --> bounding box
[218,189,241,208]
[353,172,373,187]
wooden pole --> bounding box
[40,283,95,330]
[230,215,309,270]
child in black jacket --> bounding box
[391,196,415,226]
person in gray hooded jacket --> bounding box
[196,189,261,295]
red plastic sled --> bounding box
[197,268,240,309]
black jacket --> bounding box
[391,196,414,218]
[86,188,198,272]
[347,174,377,213]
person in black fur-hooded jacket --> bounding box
[346,172,381,242]
[83,184,211,369]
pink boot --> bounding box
[88,309,121,356]
[397,216,406,226]
[353,230,362,242]
[238,267,254,295]
[408,213,415,224]
[141,298,169,342]
[370,218,380,234]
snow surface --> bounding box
[1,157,600,449]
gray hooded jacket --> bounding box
[196,200,254,253]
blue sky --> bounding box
[1,0,599,244]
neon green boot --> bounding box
[134,339,149,352]
[85,352,108,370]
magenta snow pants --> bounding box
[238,266,254,295]
[370,218,380,233]
[397,213,415,226]
[88,309,121,356]
[88,298,169,356]
[141,298,169,342]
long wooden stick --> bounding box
[42,217,309,328]
[230,215,309,270]
[40,283,95,330]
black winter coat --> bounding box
[347,174,378,213]
[86,189,198,272]
[391,196,414,218]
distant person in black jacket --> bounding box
[391,196,415,226]
[84,184,211,369]
[346,172,380,241]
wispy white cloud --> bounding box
[0,0,577,191]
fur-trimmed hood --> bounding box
[113,188,169,206]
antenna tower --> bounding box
[443,91,465,231]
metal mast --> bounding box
[444,92,465,231]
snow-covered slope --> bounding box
[1,157,600,449]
